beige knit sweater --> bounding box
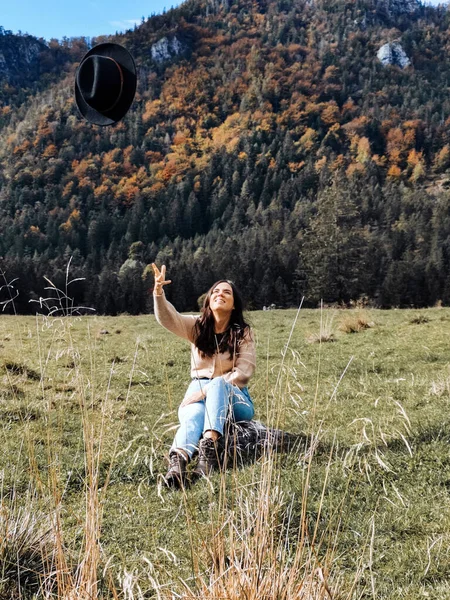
[153,292,256,389]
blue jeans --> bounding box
[171,377,255,458]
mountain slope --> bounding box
[0,0,450,313]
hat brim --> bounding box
[75,43,137,126]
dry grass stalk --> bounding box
[429,376,450,398]
[338,314,374,334]
[307,311,336,344]
[307,330,335,344]
[177,448,341,600]
[0,497,57,598]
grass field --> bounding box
[1,306,450,599]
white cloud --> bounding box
[109,19,142,30]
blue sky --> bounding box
[1,0,184,41]
[1,0,445,42]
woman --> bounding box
[152,263,256,488]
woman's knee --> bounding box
[233,400,254,421]
[178,401,205,421]
[231,389,254,421]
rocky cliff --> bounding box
[0,30,49,83]
[380,0,420,15]
[377,41,411,67]
[151,35,186,63]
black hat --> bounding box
[75,43,137,126]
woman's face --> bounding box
[209,282,234,315]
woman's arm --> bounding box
[153,291,197,342]
[152,263,197,342]
[222,330,256,388]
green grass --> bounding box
[1,307,450,598]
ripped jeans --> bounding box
[171,376,255,458]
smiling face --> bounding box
[209,281,235,315]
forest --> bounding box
[0,0,450,313]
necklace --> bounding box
[214,331,226,349]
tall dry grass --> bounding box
[179,455,340,600]
[162,302,362,600]
[1,276,366,599]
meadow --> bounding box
[1,305,450,599]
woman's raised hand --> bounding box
[151,263,172,295]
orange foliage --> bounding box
[24,226,45,241]
[386,128,407,164]
[403,120,423,130]
[403,128,416,148]
[211,113,247,152]
[60,209,81,232]
[78,177,93,190]
[70,209,81,222]
[62,181,75,198]
[42,144,58,159]
[160,162,178,182]
[120,185,139,204]
[372,155,387,167]
[433,145,450,171]
[145,151,164,164]
[407,149,423,168]
[331,154,346,171]
[346,162,365,177]
[72,156,100,180]
[342,116,370,138]
[102,148,122,167]
[116,170,149,204]
[288,161,305,173]
[388,149,402,165]
[314,156,327,172]
[146,182,166,196]
[36,116,52,139]
[123,145,135,174]
[173,132,188,146]
[299,127,318,151]
[321,102,340,126]
[341,98,357,116]
[94,184,110,198]
[323,66,340,82]
[13,140,31,155]
[387,165,402,178]
[105,161,122,175]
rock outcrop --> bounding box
[378,0,420,16]
[151,35,185,64]
[377,42,411,68]
[0,32,48,83]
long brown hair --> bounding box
[193,280,251,358]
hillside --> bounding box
[1,0,450,313]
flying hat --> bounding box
[75,43,137,126]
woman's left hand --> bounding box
[180,389,206,407]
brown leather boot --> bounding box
[164,451,188,488]
[193,437,220,479]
